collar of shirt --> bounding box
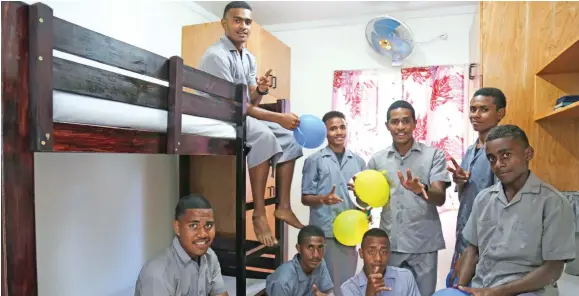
[321,146,354,158]
[387,140,422,156]
[220,35,247,55]
[489,171,541,206]
[292,254,322,282]
[172,237,205,266]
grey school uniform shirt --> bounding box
[340,266,421,296]
[454,142,497,259]
[266,254,334,296]
[134,237,226,296]
[198,35,303,169]
[368,141,451,253]
[463,171,576,295]
[301,146,367,237]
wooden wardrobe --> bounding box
[181,21,291,244]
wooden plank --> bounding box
[1,2,39,296]
[53,16,169,80]
[28,2,54,151]
[53,57,241,122]
[182,91,240,122]
[167,56,184,153]
[182,64,236,100]
[52,123,237,155]
[53,57,168,109]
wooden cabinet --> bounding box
[480,1,579,190]
[182,21,292,238]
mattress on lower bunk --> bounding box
[223,276,266,296]
[53,91,237,139]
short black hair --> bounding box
[297,225,325,245]
[386,100,416,122]
[473,87,507,110]
[322,111,345,123]
[486,124,530,148]
[223,1,252,18]
[175,193,213,220]
[361,228,390,247]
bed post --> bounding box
[167,56,183,154]
[28,2,54,151]
[235,83,248,294]
[2,2,39,296]
[275,99,290,264]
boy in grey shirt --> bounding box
[457,125,576,296]
[266,225,334,296]
[134,194,227,296]
[341,228,421,296]
[301,111,367,295]
[350,100,451,296]
[198,1,304,248]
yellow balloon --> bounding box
[333,210,370,246]
[354,170,391,208]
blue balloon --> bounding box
[293,114,326,149]
[433,288,470,296]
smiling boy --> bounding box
[448,87,506,283]
[301,111,367,295]
[134,194,227,296]
[457,125,576,296]
[265,225,334,296]
[350,100,451,296]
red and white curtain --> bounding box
[332,65,473,214]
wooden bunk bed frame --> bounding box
[1,2,285,295]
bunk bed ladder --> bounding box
[235,84,248,295]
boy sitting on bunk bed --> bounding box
[197,0,304,247]
[455,125,576,296]
[134,194,228,296]
[265,225,335,295]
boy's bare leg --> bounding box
[249,160,278,247]
[274,159,304,229]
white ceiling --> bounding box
[193,1,475,26]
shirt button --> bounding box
[498,226,503,232]
[491,245,497,250]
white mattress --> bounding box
[223,276,266,296]
[53,90,237,139]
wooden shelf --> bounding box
[534,102,579,121]
[538,38,579,75]
[533,36,579,122]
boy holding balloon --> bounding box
[301,111,367,296]
[350,100,452,296]
[197,1,305,248]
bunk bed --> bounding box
[1,2,285,296]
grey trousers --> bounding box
[246,116,303,169]
[323,238,358,296]
[389,251,438,296]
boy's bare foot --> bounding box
[252,215,278,247]
[274,208,304,229]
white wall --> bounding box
[264,5,477,259]
[29,2,218,296]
